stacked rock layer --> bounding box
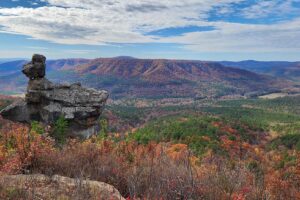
[0,54,109,138]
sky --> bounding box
[0,0,300,61]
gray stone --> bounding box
[0,174,125,200]
[0,54,109,138]
[22,54,46,80]
[0,99,31,122]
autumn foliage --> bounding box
[0,120,299,199]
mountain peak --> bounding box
[113,56,137,60]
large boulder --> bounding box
[0,174,125,200]
[0,54,109,138]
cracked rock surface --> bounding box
[0,54,109,138]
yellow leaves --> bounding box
[114,133,121,139]
[178,117,188,122]
[168,143,187,152]
[166,144,188,161]
[254,147,261,155]
[242,142,251,149]
[189,155,200,166]
[212,121,222,128]
[273,154,282,162]
[201,136,211,141]
[0,144,7,165]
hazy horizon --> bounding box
[0,55,299,63]
[0,0,300,61]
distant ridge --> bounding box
[220,60,300,82]
[72,57,292,98]
[0,58,26,64]
[75,57,281,82]
[0,59,90,74]
[113,56,136,60]
[0,57,295,99]
[0,60,27,75]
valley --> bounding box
[0,57,300,199]
[1,0,300,198]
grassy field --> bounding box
[259,93,288,99]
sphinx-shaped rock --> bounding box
[0,54,109,138]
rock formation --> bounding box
[0,174,125,200]
[0,54,109,138]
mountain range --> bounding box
[221,60,300,82]
[0,57,298,99]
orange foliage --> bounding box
[0,122,300,199]
[0,123,54,174]
[166,143,188,161]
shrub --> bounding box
[52,116,68,145]
[1,113,300,199]
[98,119,108,139]
[270,134,300,150]
[30,121,44,135]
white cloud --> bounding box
[0,0,299,53]
[161,19,300,52]
[241,0,300,19]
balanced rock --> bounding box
[22,54,46,79]
[0,54,109,138]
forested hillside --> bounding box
[1,95,300,199]
[0,58,295,99]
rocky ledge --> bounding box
[0,54,109,138]
[0,174,125,200]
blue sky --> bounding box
[0,0,300,61]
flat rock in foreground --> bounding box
[0,174,125,200]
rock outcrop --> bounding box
[0,54,109,138]
[0,174,125,200]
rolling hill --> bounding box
[73,58,292,99]
[0,60,27,75]
[0,59,90,94]
[46,59,90,71]
[0,57,294,99]
[0,59,90,74]
[221,61,300,82]
[76,58,279,82]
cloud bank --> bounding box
[0,0,300,53]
